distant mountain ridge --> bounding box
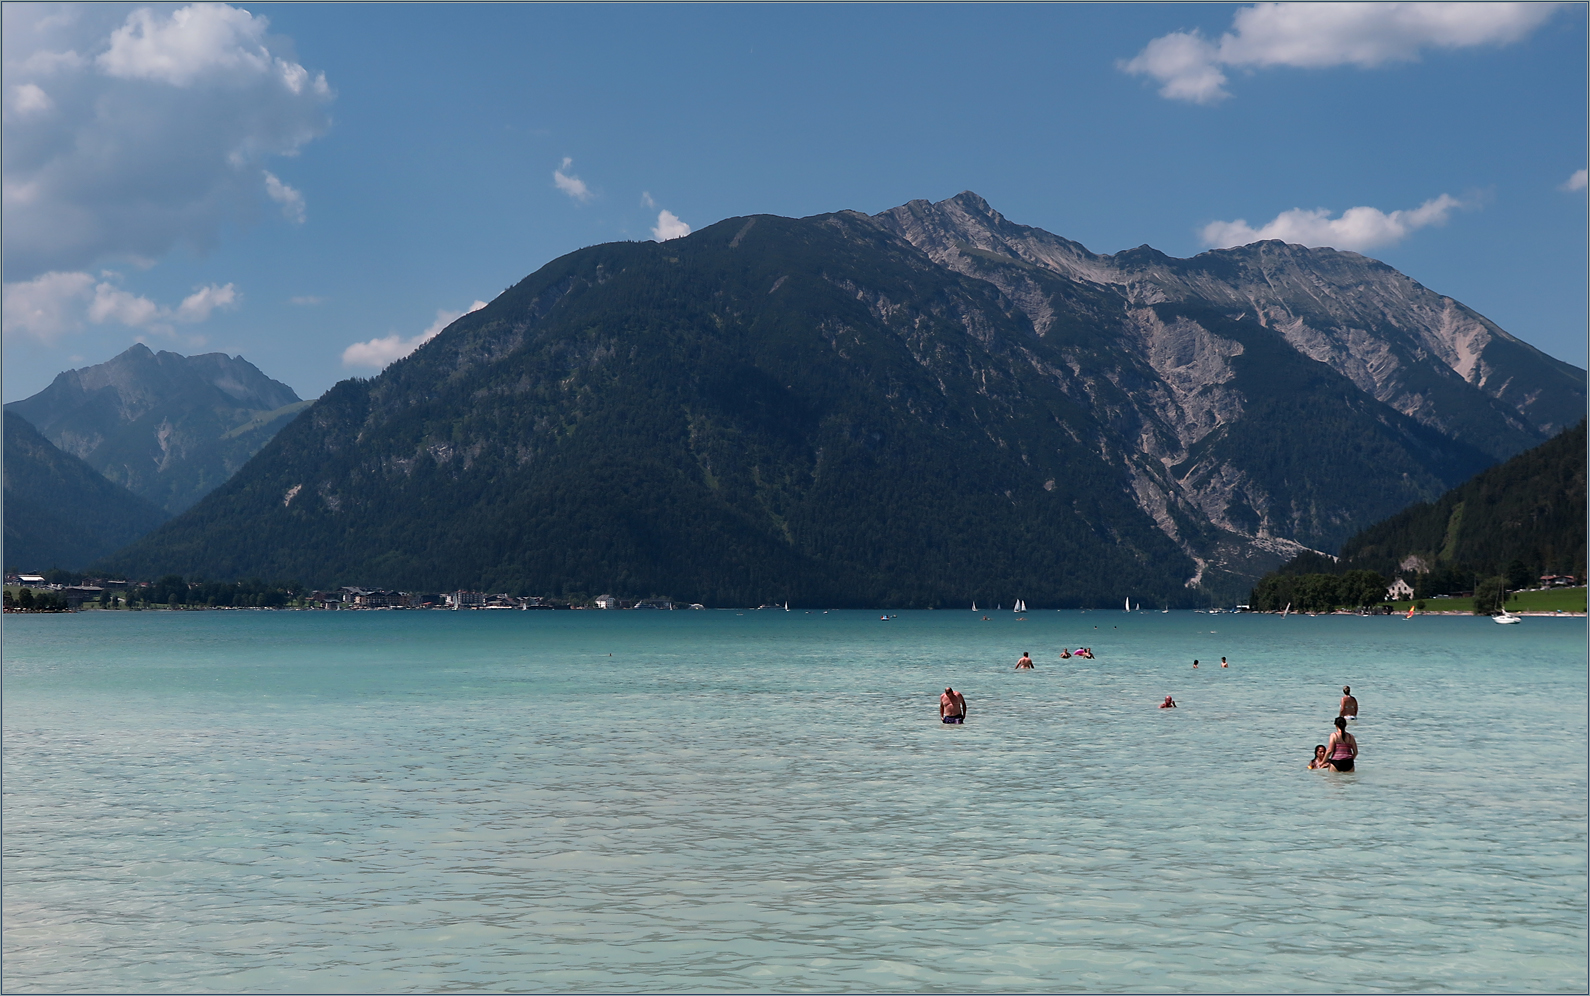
[98,194,1585,604]
[6,344,310,514]
[4,411,169,572]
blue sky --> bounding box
[4,2,1585,400]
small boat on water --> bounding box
[1493,610,1522,624]
[1014,599,1026,613]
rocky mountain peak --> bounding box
[6,345,308,513]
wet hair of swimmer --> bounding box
[1334,716,1347,731]
[1314,744,1327,755]
[1343,685,1351,693]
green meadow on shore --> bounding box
[1385,586,1587,614]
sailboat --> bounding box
[1405,605,1415,620]
[1493,608,1521,624]
[785,601,790,611]
[1014,599,1026,613]
[972,601,977,612]
[1281,602,1291,618]
[1124,597,1130,612]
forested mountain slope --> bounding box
[1337,419,1585,584]
[6,344,310,514]
[4,411,169,572]
[98,195,1585,605]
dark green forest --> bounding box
[1251,420,1586,610]
[4,411,170,572]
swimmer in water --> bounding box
[1339,685,1358,720]
[1059,648,1072,659]
[1221,657,1228,668]
[1192,659,1199,668]
[940,686,967,724]
[1015,652,1034,669]
[1308,744,1329,769]
[1159,695,1177,709]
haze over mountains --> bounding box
[92,194,1586,605]
[6,345,310,515]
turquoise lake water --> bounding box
[3,609,1585,993]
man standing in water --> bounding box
[1339,685,1359,720]
[940,686,967,723]
[1015,652,1034,669]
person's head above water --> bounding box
[1314,744,1326,756]
[1343,685,1351,694]
[1334,716,1347,731]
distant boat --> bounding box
[1405,606,1415,620]
[1014,599,1026,613]
[1494,610,1521,624]
[972,601,977,611]
[1125,597,1130,612]
[785,602,789,611]
[1281,602,1291,618]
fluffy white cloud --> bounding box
[2,271,96,340]
[652,210,691,242]
[1562,169,1587,192]
[342,300,489,370]
[263,171,306,223]
[3,270,238,340]
[553,157,593,203]
[1,3,333,278]
[1201,194,1467,251]
[640,190,657,208]
[1122,2,1564,104]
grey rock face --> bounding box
[6,344,308,514]
[869,191,1585,587]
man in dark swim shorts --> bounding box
[940,686,966,723]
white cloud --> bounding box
[88,282,163,328]
[1201,193,1467,251]
[2,271,237,340]
[263,171,306,223]
[1,2,333,279]
[7,82,54,117]
[1122,2,1565,104]
[174,282,238,322]
[553,157,593,203]
[1562,169,1587,192]
[342,300,488,370]
[641,191,657,208]
[2,271,96,340]
[652,210,691,242]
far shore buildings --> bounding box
[1385,577,1415,601]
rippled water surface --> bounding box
[4,610,1585,992]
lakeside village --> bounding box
[1,572,706,613]
[4,570,1582,615]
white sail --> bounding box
[1125,597,1130,612]
[972,601,977,611]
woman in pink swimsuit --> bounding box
[1325,716,1357,771]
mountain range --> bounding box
[6,344,310,515]
[96,193,1585,605]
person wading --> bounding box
[1339,685,1359,720]
[1325,716,1357,771]
[940,686,967,724]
